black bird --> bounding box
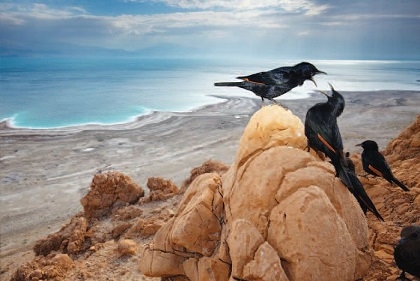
[345,152,355,172]
[214,62,326,104]
[305,84,348,179]
[356,140,410,191]
[394,225,420,280]
[305,86,383,220]
[344,152,384,221]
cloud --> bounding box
[127,0,330,15]
[1,1,419,59]
[1,2,288,45]
[0,2,89,31]
[298,31,310,36]
[0,3,87,23]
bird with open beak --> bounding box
[214,62,326,105]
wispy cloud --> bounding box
[298,31,310,36]
[127,0,330,15]
[0,3,288,37]
[0,3,87,24]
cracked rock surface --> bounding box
[139,105,371,281]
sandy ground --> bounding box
[1,90,419,277]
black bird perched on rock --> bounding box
[344,152,384,221]
[394,225,420,280]
[214,62,326,104]
[356,140,410,191]
[305,84,347,179]
[305,86,383,220]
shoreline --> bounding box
[0,95,241,134]
[0,89,418,134]
[1,90,419,274]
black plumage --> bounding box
[344,152,384,221]
[394,225,420,279]
[304,85,383,220]
[214,62,326,104]
[304,84,347,181]
[356,140,410,191]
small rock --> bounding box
[118,239,137,256]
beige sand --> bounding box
[0,90,419,273]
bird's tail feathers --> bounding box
[336,158,384,221]
[392,176,410,191]
[214,81,242,87]
[354,181,384,221]
[332,157,354,191]
[361,198,384,221]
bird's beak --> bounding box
[355,143,362,147]
[309,77,317,87]
[316,89,329,98]
[310,71,327,87]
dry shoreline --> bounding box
[1,91,419,276]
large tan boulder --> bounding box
[138,105,372,281]
[138,172,224,277]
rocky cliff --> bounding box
[9,109,420,281]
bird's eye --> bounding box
[412,232,418,238]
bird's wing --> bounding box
[305,108,339,157]
[364,151,391,178]
[347,170,384,221]
[397,242,420,269]
[313,117,341,156]
[238,69,291,85]
[330,119,344,152]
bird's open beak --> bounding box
[309,77,317,87]
[316,89,329,98]
[310,71,327,87]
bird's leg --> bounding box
[271,99,289,110]
[306,146,326,160]
[359,173,371,179]
[260,97,265,108]
[316,151,326,161]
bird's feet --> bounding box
[359,173,370,179]
[279,103,289,110]
[271,99,289,110]
[396,272,411,281]
[316,151,326,161]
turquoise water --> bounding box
[1,57,419,128]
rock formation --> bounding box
[8,109,420,281]
[81,171,145,221]
[138,105,372,281]
[356,115,420,281]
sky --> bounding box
[1,0,420,59]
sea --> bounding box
[1,57,419,129]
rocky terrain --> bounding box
[3,107,420,281]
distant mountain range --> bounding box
[1,42,418,60]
